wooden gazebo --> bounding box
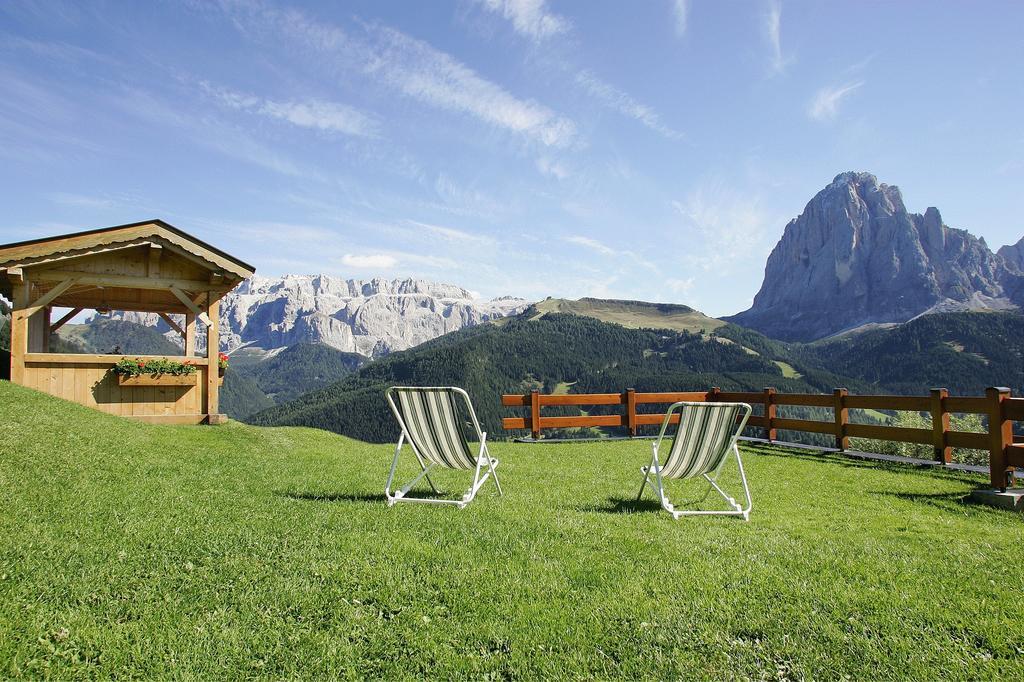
[0,220,255,424]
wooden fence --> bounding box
[501,387,1024,491]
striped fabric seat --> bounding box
[384,386,502,509]
[660,403,744,479]
[392,387,476,470]
[636,400,753,520]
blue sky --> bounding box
[1,1,1022,316]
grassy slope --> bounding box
[2,381,1023,679]
[530,297,725,332]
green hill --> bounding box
[222,343,365,420]
[248,313,853,443]
[528,297,725,332]
[799,312,1024,395]
[1,380,1023,678]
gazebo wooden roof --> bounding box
[0,220,255,424]
[0,219,254,313]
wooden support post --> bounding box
[205,297,220,418]
[930,388,952,464]
[833,388,849,451]
[986,387,1013,492]
[9,282,29,385]
[26,303,50,353]
[764,387,777,442]
[184,313,196,357]
[626,388,637,437]
[41,306,51,352]
[530,389,541,440]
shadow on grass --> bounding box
[868,489,973,514]
[578,497,664,514]
[280,490,388,504]
[747,445,981,483]
[280,488,464,503]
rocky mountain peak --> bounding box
[727,171,1023,341]
[999,236,1024,272]
[109,274,529,358]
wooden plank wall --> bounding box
[22,356,208,423]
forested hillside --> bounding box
[247,313,857,443]
[798,312,1024,395]
[220,344,364,419]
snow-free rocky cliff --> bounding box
[727,172,1024,341]
[111,275,530,357]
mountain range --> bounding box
[109,275,529,358]
[728,172,1024,341]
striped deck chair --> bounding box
[636,401,753,520]
[384,386,502,508]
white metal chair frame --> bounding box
[384,386,502,509]
[637,401,753,520]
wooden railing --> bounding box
[502,387,1024,491]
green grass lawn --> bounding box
[2,381,1023,679]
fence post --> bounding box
[833,388,849,451]
[763,387,777,442]
[530,389,541,441]
[986,387,1013,492]
[625,388,637,437]
[930,388,951,464]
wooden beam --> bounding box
[158,312,185,337]
[209,272,223,285]
[24,277,79,315]
[9,282,29,384]
[206,298,221,416]
[32,269,234,294]
[148,244,162,278]
[5,266,23,283]
[24,352,207,365]
[169,287,213,327]
[49,307,83,333]
[184,312,196,357]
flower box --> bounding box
[118,374,197,387]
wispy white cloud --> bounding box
[671,179,775,272]
[666,277,694,296]
[808,81,863,121]
[368,25,576,147]
[217,2,576,147]
[536,157,569,180]
[341,253,398,268]
[205,84,380,137]
[576,70,683,140]
[565,235,615,255]
[47,192,116,208]
[405,220,495,245]
[475,0,569,40]
[672,0,689,36]
[113,86,320,180]
[763,0,792,75]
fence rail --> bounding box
[501,387,1024,491]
